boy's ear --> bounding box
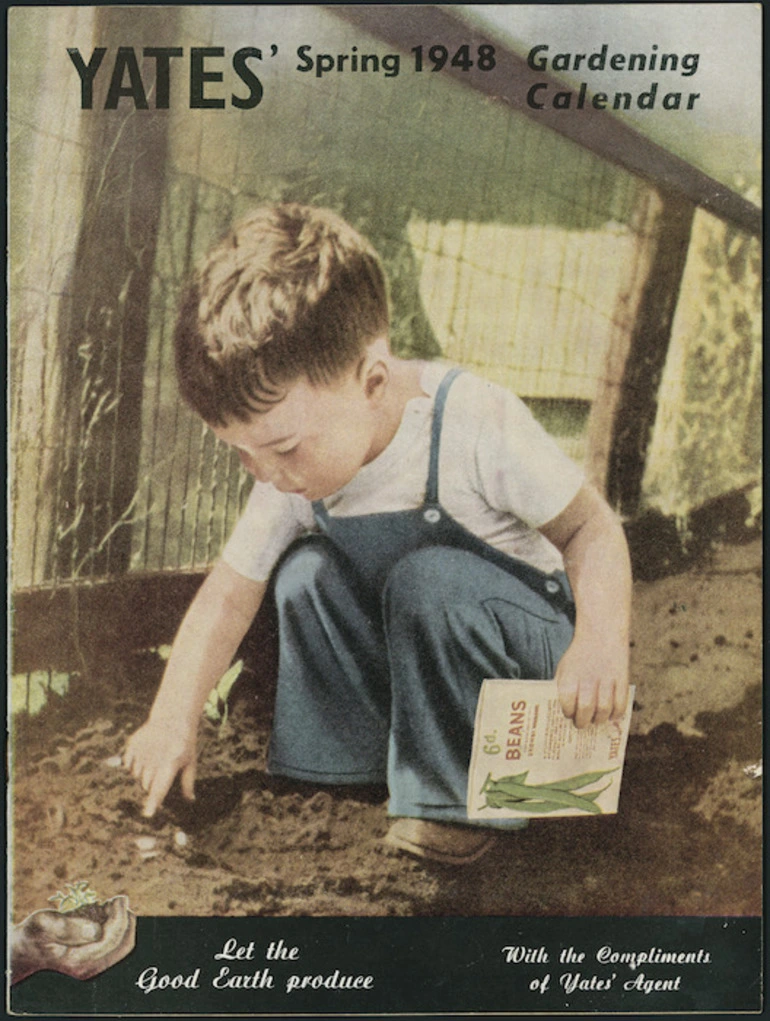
[363,359,389,401]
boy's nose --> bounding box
[237,450,294,490]
[237,450,266,480]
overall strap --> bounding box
[426,366,464,505]
[312,498,329,528]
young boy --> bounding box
[124,204,632,865]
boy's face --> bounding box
[211,366,383,501]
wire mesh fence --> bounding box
[10,5,762,599]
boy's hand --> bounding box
[539,485,633,730]
[119,563,266,818]
[123,719,197,817]
[554,634,630,729]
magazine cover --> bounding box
[8,3,762,1017]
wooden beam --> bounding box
[50,8,178,581]
[603,195,695,514]
[331,5,761,237]
[585,188,663,499]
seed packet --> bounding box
[468,680,635,819]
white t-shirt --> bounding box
[221,363,585,581]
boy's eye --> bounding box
[275,444,299,457]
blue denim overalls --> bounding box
[267,368,575,826]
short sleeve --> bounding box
[220,482,313,581]
[475,383,585,528]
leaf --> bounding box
[203,660,244,726]
[203,691,223,723]
[215,659,244,702]
[48,881,100,912]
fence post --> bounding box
[50,8,177,581]
[586,191,695,516]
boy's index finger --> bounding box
[142,790,159,817]
[180,760,196,801]
[142,765,175,817]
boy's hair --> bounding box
[174,203,390,425]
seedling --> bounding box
[203,659,244,733]
[48,881,100,913]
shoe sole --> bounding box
[383,828,497,865]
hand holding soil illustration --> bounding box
[11,896,136,984]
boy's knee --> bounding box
[274,536,339,606]
[383,547,470,618]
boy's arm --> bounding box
[539,483,632,729]
[123,560,266,816]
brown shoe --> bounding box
[384,818,496,865]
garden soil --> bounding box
[11,537,762,920]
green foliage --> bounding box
[644,183,761,519]
[48,881,100,913]
[11,671,71,715]
[680,219,760,500]
[203,659,244,734]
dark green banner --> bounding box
[10,915,762,1016]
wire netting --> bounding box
[126,6,655,576]
[9,5,761,593]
